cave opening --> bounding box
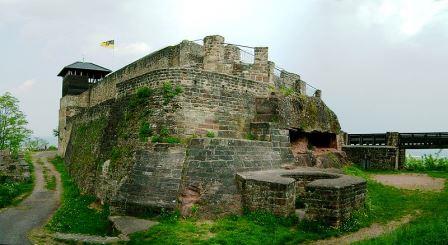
[289,129,337,155]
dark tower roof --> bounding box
[57,61,112,77]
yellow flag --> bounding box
[100,40,115,49]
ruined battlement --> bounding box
[56,35,360,226]
[58,35,319,155]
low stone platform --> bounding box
[236,167,366,227]
[109,216,159,235]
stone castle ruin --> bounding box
[58,35,366,226]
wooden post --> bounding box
[395,148,399,170]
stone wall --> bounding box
[180,138,289,217]
[0,151,31,183]
[342,145,403,170]
[115,144,187,212]
[117,68,270,139]
[237,168,366,227]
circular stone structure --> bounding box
[372,173,445,191]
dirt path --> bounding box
[309,214,415,245]
[372,173,445,191]
[0,151,61,245]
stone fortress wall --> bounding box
[59,35,365,227]
[59,35,316,156]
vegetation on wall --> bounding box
[162,81,183,105]
[67,116,107,192]
[151,127,181,144]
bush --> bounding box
[405,153,448,171]
[162,82,183,105]
[245,133,255,140]
[206,131,215,138]
[129,87,153,108]
[139,122,153,141]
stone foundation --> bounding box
[343,145,405,170]
[237,168,366,227]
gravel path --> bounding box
[0,151,60,245]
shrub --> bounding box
[162,82,183,105]
[139,122,153,141]
[129,87,153,108]
[206,131,215,138]
[405,153,448,171]
[245,133,255,140]
[137,87,153,98]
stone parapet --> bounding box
[236,168,366,227]
[342,145,404,169]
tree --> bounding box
[0,92,32,156]
[25,137,49,151]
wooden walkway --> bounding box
[347,132,448,149]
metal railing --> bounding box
[190,38,320,94]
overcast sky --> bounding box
[1,0,447,146]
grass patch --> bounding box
[41,164,56,191]
[45,175,56,191]
[46,156,113,236]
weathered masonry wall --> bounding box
[77,41,204,108]
[59,35,351,223]
[342,145,405,170]
[75,136,296,217]
[180,138,290,217]
[117,68,270,139]
[115,144,187,212]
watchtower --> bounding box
[57,62,111,96]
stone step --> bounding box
[109,215,159,236]
[52,232,125,244]
[295,209,306,220]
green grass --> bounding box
[129,166,448,244]
[45,175,56,191]
[46,156,113,236]
[356,171,448,244]
[0,151,34,208]
[41,164,56,191]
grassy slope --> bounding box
[356,171,448,245]
[130,166,448,244]
[46,156,112,236]
[0,151,34,208]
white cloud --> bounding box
[116,42,151,56]
[15,79,36,93]
[358,0,448,37]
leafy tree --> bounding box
[0,92,32,156]
[25,137,49,151]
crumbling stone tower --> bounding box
[57,35,365,226]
